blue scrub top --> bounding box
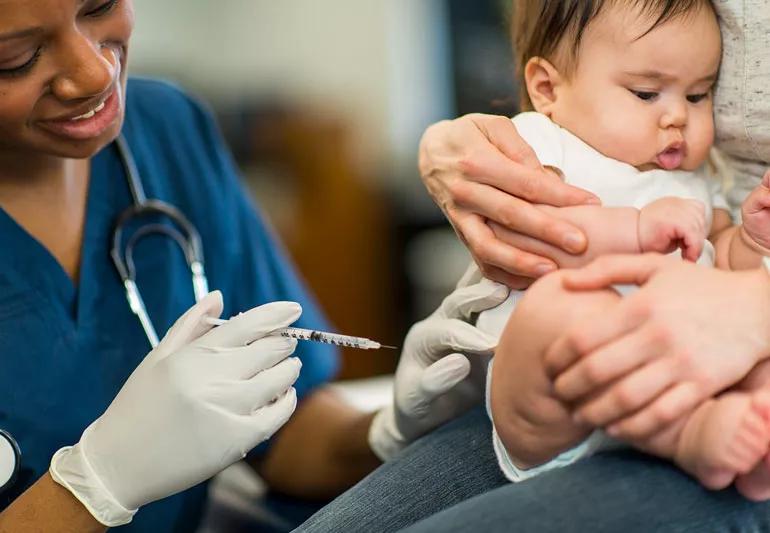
[0,78,339,531]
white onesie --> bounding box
[477,112,729,482]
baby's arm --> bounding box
[490,197,707,269]
[713,171,770,270]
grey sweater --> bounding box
[714,0,770,215]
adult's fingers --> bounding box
[202,301,302,348]
[490,222,569,264]
[158,291,224,356]
[408,318,498,364]
[571,356,678,427]
[551,327,662,402]
[481,265,535,290]
[453,181,588,255]
[560,254,671,291]
[543,300,649,379]
[248,388,298,443]
[606,383,703,441]
[469,113,544,170]
[454,208,559,278]
[439,278,510,322]
[220,357,302,415]
[420,353,472,398]
[453,261,531,290]
[464,115,599,207]
[220,336,298,379]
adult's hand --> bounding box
[419,113,599,288]
[50,293,302,527]
[369,268,509,461]
[543,254,770,441]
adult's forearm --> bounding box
[255,387,380,500]
[0,473,105,533]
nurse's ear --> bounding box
[524,57,564,118]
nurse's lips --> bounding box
[38,87,121,141]
[656,141,687,170]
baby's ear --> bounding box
[524,57,563,116]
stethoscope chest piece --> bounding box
[0,430,20,493]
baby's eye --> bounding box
[631,90,659,102]
[687,93,710,103]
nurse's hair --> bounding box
[510,0,716,111]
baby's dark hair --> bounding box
[511,0,715,110]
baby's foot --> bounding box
[735,453,770,501]
[675,391,770,491]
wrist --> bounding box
[740,225,770,256]
[49,433,137,527]
[368,406,406,462]
[724,226,769,270]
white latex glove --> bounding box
[369,266,509,460]
[50,292,302,527]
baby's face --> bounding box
[547,3,721,171]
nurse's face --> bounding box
[0,0,133,161]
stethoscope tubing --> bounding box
[111,136,209,347]
[0,136,210,495]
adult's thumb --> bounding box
[156,291,224,356]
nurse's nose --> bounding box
[51,34,116,102]
[659,98,688,130]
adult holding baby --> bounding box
[299,0,770,531]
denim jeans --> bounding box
[295,407,507,532]
[402,448,770,532]
[297,408,770,533]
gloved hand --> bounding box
[369,267,509,461]
[50,292,302,527]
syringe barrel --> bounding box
[278,328,371,348]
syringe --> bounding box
[204,317,397,351]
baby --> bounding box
[476,0,770,500]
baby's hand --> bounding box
[638,198,707,262]
[741,170,770,250]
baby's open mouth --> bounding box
[656,143,686,170]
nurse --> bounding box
[0,0,501,531]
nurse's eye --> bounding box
[687,93,710,104]
[631,90,659,102]
[0,47,43,78]
[85,0,119,17]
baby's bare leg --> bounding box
[490,272,620,469]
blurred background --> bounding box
[130,0,518,380]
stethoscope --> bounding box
[0,135,210,493]
[111,134,210,348]
[0,430,20,495]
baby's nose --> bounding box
[660,102,688,129]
